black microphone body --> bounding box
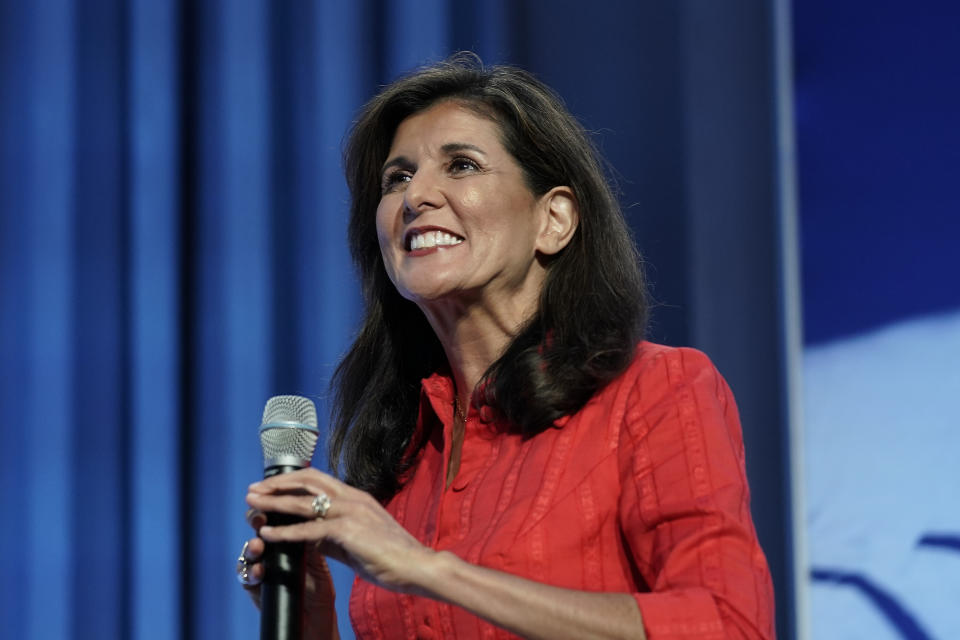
[257,396,320,640]
[261,465,306,640]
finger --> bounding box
[247,492,333,520]
[244,536,265,561]
[241,540,265,587]
[246,508,267,530]
[248,468,340,495]
[259,519,331,543]
[247,561,265,584]
[237,539,264,589]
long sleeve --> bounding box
[618,347,775,640]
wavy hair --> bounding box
[330,55,647,501]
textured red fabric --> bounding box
[348,342,775,639]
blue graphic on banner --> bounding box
[917,534,960,553]
[804,309,960,639]
[810,567,934,640]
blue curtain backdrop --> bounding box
[0,1,798,639]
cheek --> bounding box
[374,208,399,284]
[461,187,483,210]
[374,205,392,249]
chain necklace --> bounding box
[454,396,468,423]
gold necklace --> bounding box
[454,397,467,423]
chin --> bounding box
[392,272,462,302]
[399,287,454,304]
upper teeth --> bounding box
[409,230,464,250]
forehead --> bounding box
[388,101,505,155]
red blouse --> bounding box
[349,342,775,639]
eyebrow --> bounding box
[380,142,487,175]
[440,142,486,156]
[381,156,412,176]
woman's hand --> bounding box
[246,468,438,597]
[242,491,340,639]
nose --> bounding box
[402,168,443,223]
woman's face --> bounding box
[376,101,549,313]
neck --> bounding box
[419,288,540,412]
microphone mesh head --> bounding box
[259,395,319,469]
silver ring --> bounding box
[311,492,331,519]
[236,541,258,586]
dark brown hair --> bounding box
[330,54,646,500]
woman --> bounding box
[240,56,775,639]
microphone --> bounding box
[258,395,320,640]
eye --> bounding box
[448,157,480,174]
[381,170,411,194]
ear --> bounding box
[535,186,579,256]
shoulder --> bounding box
[557,342,734,445]
[569,341,732,417]
[611,341,731,406]
[630,341,722,378]
[606,342,738,442]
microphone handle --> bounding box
[260,465,306,640]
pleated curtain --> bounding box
[0,2,795,638]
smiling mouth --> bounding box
[405,230,465,251]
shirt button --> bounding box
[479,405,494,423]
[416,624,436,639]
